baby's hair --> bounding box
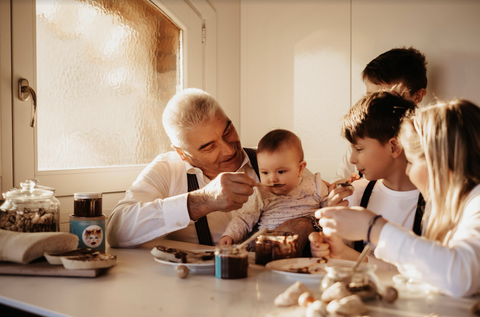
[257,129,304,161]
[399,99,480,244]
[362,47,427,95]
[342,91,417,145]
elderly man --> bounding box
[107,88,316,248]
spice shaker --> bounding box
[0,180,60,232]
[70,192,105,252]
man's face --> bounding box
[179,114,243,180]
[257,146,306,196]
[365,80,416,102]
[349,137,395,181]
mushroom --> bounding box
[274,281,310,307]
[326,294,368,316]
[321,281,352,303]
[305,300,327,317]
[175,265,189,278]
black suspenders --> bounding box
[187,148,260,246]
[353,180,424,252]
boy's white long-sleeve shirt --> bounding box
[375,184,480,297]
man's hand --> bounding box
[187,172,256,220]
[218,236,233,245]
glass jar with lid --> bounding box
[319,259,380,301]
[254,231,300,265]
[0,180,60,232]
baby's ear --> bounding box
[298,160,307,174]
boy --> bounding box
[311,91,419,271]
[332,47,428,182]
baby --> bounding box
[219,129,328,245]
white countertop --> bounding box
[0,238,478,317]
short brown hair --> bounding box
[257,129,304,161]
[362,47,427,95]
[343,91,416,145]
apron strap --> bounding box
[188,173,214,246]
[353,180,377,252]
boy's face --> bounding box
[257,146,306,196]
[349,137,395,181]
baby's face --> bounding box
[257,147,305,196]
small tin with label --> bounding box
[70,192,105,252]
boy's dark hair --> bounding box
[362,47,427,95]
[343,91,417,145]
[257,129,304,161]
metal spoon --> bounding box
[237,228,269,250]
[352,244,371,271]
[255,183,283,187]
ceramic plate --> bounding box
[265,258,327,280]
[154,257,214,273]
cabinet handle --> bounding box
[18,78,37,128]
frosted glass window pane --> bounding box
[36,0,181,170]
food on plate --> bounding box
[298,291,315,307]
[305,300,327,317]
[0,229,78,264]
[44,248,96,265]
[274,281,310,307]
[151,246,187,263]
[61,252,116,270]
[321,282,352,303]
[287,257,327,274]
[381,286,398,303]
[150,245,214,263]
[326,294,367,316]
[175,265,189,278]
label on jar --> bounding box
[69,215,105,252]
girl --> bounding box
[313,99,480,297]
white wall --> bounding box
[240,0,480,182]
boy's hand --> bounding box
[309,231,349,260]
[218,236,233,245]
[327,185,354,207]
[308,232,330,258]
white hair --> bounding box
[162,88,226,149]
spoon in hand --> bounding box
[352,244,371,271]
[255,183,283,187]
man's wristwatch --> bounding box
[304,215,322,232]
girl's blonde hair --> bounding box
[399,99,480,244]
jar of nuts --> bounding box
[0,180,60,232]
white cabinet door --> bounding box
[11,0,215,197]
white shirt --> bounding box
[375,184,480,297]
[347,179,420,271]
[106,150,260,247]
[222,173,328,243]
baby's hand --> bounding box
[308,232,330,258]
[218,236,233,245]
